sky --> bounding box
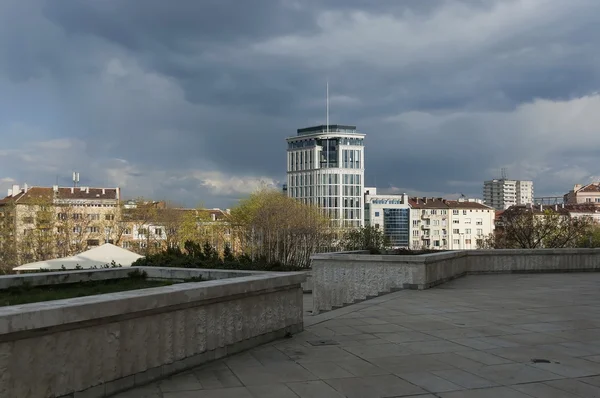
[2,0,600,208]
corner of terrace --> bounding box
[5,249,600,397]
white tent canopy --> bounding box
[13,243,143,271]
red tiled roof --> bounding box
[0,186,119,205]
[577,183,600,193]
[408,197,492,210]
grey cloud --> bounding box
[1,0,600,207]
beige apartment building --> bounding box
[564,183,600,205]
[0,184,121,266]
[409,197,495,250]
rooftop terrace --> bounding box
[115,273,600,397]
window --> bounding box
[587,198,592,203]
[463,210,467,215]
[465,218,471,224]
[122,241,131,249]
[465,228,472,234]
[155,228,162,237]
[453,210,459,215]
[434,240,440,247]
[73,213,82,220]
[413,220,419,226]
[105,214,115,221]
[453,229,460,234]
[476,218,483,225]
[433,220,440,226]
[465,239,472,245]
[413,230,419,237]
[375,211,380,217]
[477,229,483,235]
[58,213,67,220]
[87,226,100,233]
[87,239,100,246]
[375,223,380,229]
[88,214,100,220]
[73,226,82,233]
[441,210,447,215]
[433,230,439,236]
[123,228,131,235]
[431,210,437,215]
[453,219,459,224]
[453,239,460,245]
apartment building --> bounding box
[286,124,365,227]
[409,198,495,250]
[564,183,600,205]
[483,179,534,210]
[0,184,120,264]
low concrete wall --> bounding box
[468,249,600,274]
[311,248,600,314]
[0,267,306,398]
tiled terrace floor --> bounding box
[116,274,600,397]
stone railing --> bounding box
[0,267,306,398]
[311,248,600,314]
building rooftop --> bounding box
[297,125,359,136]
[409,197,493,210]
[116,273,600,397]
[0,186,119,205]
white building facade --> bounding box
[286,125,365,227]
[483,179,534,210]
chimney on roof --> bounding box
[561,203,565,208]
[7,189,12,197]
[555,204,558,211]
[52,185,58,193]
[102,188,105,195]
[539,204,543,211]
[23,183,28,193]
[12,185,19,196]
[86,187,89,194]
[71,187,74,194]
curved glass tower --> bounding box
[286,124,365,227]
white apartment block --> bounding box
[410,198,496,250]
[286,125,365,227]
[483,179,533,210]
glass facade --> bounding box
[383,208,410,247]
[287,126,365,227]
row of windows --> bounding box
[341,149,361,169]
[289,150,314,172]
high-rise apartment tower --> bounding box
[483,179,534,210]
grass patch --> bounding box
[0,271,177,307]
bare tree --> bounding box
[487,207,593,249]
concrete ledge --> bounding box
[311,248,600,314]
[0,267,306,398]
[60,324,303,398]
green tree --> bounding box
[230,188,336,269]
[342,226,390,253]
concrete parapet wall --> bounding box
[0,268,306,398]
[311,248,600,314]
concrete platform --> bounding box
[114,274,600,397]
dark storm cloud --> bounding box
[2,0,600,207]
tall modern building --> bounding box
[483,179,534,210]
[286,124,365,227]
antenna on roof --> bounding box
[72,172,80,188]
[501,168,507,180]
[326,80,329,134]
